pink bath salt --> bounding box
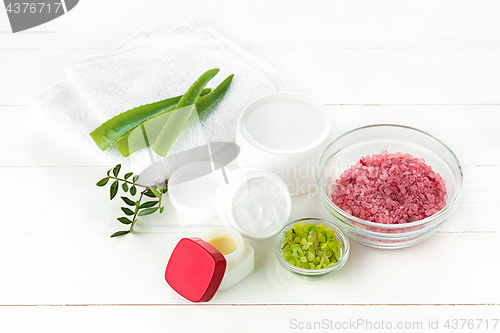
[331,150,447,224]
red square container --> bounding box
[165,238,226,302]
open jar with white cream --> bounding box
[216,167,292,239]
[168,162,292,238]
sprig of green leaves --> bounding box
[96,164,168,237]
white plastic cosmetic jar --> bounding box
[200,227,254,290]
[235,92,333,196]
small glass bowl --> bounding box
[275,218,350,280]
[316,124,464,249]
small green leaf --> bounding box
[113,164,121,177]
[139,201,158,209]
[161,183,169,193]
[121,207,134,216]
[124,172,133,180]
[121,196,135,206]
[150,187,162,199]
[160,206,165,214]
[117,217,133,225]
[110,180,119,200]
[96,177,109,187]
[111,230,130,238]
[107,169,112,176]
[143,189,156,198]
[122,183,129,192]
[130,186,137,196]
[138,207,158,216]
[133,175,139,182]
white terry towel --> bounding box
[32,28,158,167]
[33,21,287,178]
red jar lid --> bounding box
[165,237,226,302]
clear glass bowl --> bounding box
[316,124,463,249]
[275,218,350,280]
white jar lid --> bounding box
[235,93,333,196]
[168,161,229,221]
[237,92,332,154]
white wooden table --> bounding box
[1,1,499,332]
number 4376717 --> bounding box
[444,319,498,330]
[6,2,62,14]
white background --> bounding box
[1,1,499,332]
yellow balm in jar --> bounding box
[208,237,238,255]
[200,227,254,290]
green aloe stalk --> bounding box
[152,68,220,157]
[116,74,233,157]
[89,88,212,151]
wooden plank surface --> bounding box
[0,233,498,305]
[1,305,499,333]
[2,105,498,166]
[1,0,500,49]
[2,49,500,106]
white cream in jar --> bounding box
[216,168,292,239]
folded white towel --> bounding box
[33,21,287,179]
[32,27,160,167]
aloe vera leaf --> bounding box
[153,69,220,157]
[175,69,220,110]
[117,108,173,157]
[116,74,234,157]
[196,74,233,117]
[151,105,196,157]
[89,88,212,151]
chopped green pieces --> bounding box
[281,221,343,270]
